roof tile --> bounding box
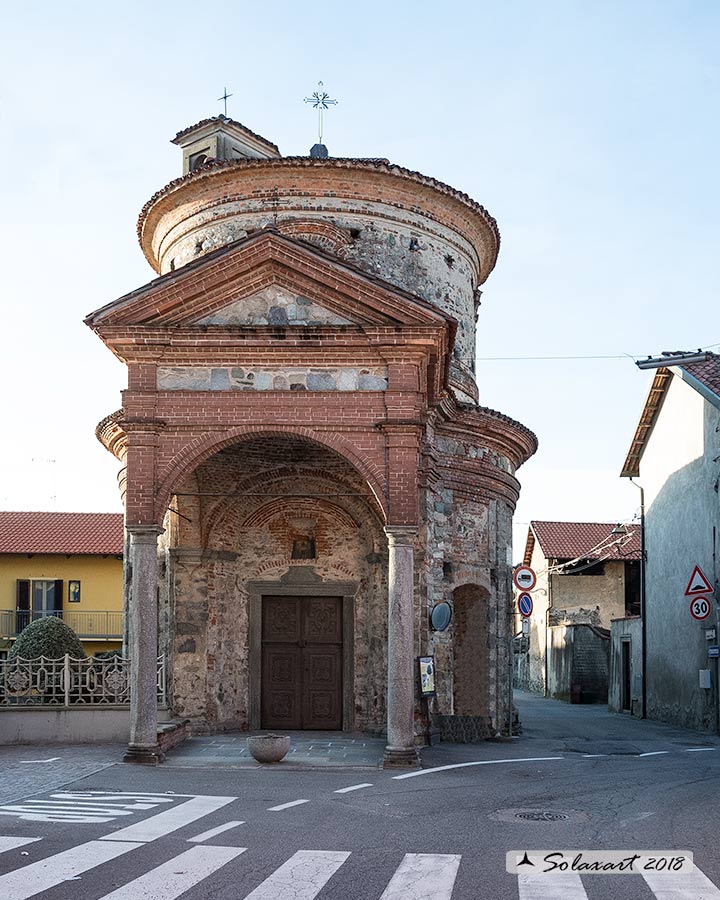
[528,521,642,563]
[0,512,123,555]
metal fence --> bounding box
[0,610,123,641]
[0,654,166,707]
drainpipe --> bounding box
[629,478,647,719]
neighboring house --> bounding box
[613,354,720,730]
[515,521,641,701]
[0,512,124,657]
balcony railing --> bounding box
[0,609,123,641]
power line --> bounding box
[477,342,720,362]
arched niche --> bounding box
[452,583,490,716]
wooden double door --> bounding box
[261,595,343,730]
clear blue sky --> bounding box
[1,1,718,555]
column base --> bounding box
[123,744,166,765]
[382,746,421,769]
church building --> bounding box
[86,114,537,765]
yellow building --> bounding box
[0,512,124,657]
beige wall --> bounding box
[0,554,123,654]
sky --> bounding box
[0,0,718,557]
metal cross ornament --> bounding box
[304,81,338,143]
[217,87,233,117]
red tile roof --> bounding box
[525,521,642,565]
[681,355,720,399]
[0,512,123,555]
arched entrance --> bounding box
[160,435,388,735]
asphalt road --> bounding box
[1,691,719,899]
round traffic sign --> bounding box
[513,565,537,592]
[518,593,533,618]
[690,595,713,620]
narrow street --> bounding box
[1,691,719,898]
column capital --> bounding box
[384,525,419,547]
[126,525,164,543]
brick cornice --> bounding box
[136,157,500,280]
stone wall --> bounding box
[157,365,388,392]
[546,624,610,702]
[162,438,389,734]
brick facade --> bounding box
[88,119,537,743]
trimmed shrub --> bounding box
[9,617,86,660]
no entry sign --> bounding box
[518,593,533,618]
[513,565,537,592]
[690,596,713,621]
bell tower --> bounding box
[172,115,281,174]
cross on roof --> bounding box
[217,87,233,117]
[304,81,338,144]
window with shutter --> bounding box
[53,580,63,613]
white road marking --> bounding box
[582,754,607,758]
[639,751,670,757]
[188,820,245,842]
[380,853,461,900]
[686,747,717,752]
[243,849,349,899]
[517,872,589,899]
[100,795,236,843]
[0,839,142,900]
[333,783,373,794]
[0,791,178,824]
[0,807,118,823]
[393,756,564,779]
[643,865,720,899]
[267,799,310,811]
[94,845,246,900]
[0,837,41,854]
[18,758,60,764]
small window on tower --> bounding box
[292,537,316,560]
[189,152,209,171]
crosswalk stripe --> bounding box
[188,821,245,843]
[0,839,143,900]
[243,850,350,899]
[100,795,236,843]
[517,873,589,899]
[642,868,720,899]
[0,837,40,854]
[93,845,246,900]
[379,853,461,900]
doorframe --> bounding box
[248,567,358,732]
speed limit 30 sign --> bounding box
[690,596,713,621]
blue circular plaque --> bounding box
[430,601,452,632]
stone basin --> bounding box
[247,734,291,763]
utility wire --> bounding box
[477,341,720,362]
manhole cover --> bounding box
[515,811,569,822]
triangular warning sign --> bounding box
[685,565,714,596]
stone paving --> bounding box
[164,731,386,768]
[0,743,120,805]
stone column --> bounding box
[383,526,420,768]
[124,525,164,765]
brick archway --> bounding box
[154,425,389,525]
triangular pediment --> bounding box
[196,285,353,327]
[85,230,453,331]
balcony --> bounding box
[0,609,123,642]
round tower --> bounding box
[137,116,500,403]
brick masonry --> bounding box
[88,129,537,740]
